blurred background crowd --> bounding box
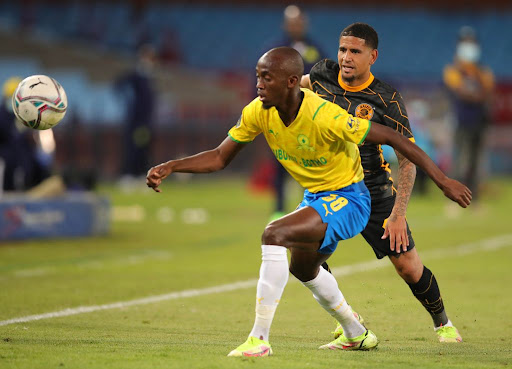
[0,0,510,204]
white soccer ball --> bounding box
[12,75,68,130]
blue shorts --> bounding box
[298,181,371,254]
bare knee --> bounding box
[262,221,289,246]
[390,249,424,284]
[262,223,314,280]
[393,258,423,284]
[397,265,417,282]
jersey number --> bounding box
[321,194,348,216]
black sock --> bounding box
[408,266,448,327]
[321,262,331,273]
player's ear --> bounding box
[370,49,378,66]
[288,75,299,88]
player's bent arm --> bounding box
[146,137,245,192]
[167,137,244,173]
[364,123,472,207]
[392,151,416,217]
[383,151,416,251]
[300,74,312,89]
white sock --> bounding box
[249,245,289,342]
[302,267,365,338]
[435,319,453,330]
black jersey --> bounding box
[310,59,414,200]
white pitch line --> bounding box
[0,279,258,327]
[1,250,173,281]
[1,234,511,327]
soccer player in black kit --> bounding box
[301,23,462,343]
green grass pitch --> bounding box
[0,177,511,369]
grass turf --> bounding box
[0,177,511,368]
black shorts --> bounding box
[360,195,415,259]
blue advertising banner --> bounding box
[0,194,110,240]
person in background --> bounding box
[158,28,183,68]
[443,26,494,205]
[116,44,157,183]
[0,77,53,193]
[0,77,22,192]
[267,5,325,220]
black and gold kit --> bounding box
[310,59,415,258]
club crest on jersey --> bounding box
[355,103,374,120]
[297,134,315,152]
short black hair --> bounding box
[340,23,379,49]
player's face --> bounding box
[255,60,288,110]
[338,36,378,85]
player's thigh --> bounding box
[263,206,327,251]
[361,196,415,259]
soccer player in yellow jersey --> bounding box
[146,47,471,357]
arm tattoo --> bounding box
[391,150,417,219]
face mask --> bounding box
[456,42,481,63]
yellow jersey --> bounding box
[228,88,371,193]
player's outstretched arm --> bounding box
[146,137,245,193]
[364,123,472,207]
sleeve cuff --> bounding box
[358,120,371,145]
[228,132,252,144]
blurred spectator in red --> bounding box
[443,26,494,203]
[159,28,183,67]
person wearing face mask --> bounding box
[443,26,494,204]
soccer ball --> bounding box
[12,75,68,130]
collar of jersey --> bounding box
[275,89,307,129]
[338,72,374,92]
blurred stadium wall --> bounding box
[0,0,511,178]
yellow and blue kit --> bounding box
[228,88,371,253]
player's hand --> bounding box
[146,162,172,193]
[382,215,409,253]
[440,177,472,208]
